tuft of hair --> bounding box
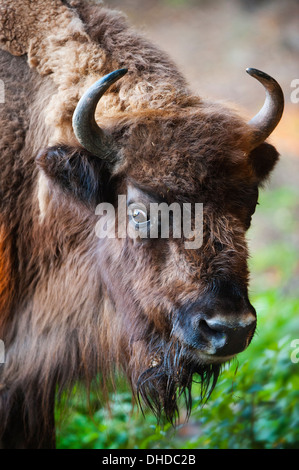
[135,339,221,426]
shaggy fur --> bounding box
[0,0,279,448]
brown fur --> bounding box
[0,0,279,448]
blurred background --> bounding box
[57,0,299,449]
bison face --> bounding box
[37,69,282,422]
[37,113,278,422]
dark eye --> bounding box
[128,204,150,236]
[131,207,148,224]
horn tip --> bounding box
[104,68,128,84]
[246,67,277,85]
[116,67,129,77]
[246,67,264,79]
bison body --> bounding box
[0,0,283,448]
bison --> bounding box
[0,0,283,449]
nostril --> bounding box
[189,311,257,356]
[198,319,222,337]
[197,318,227,347]
[204,319,226,333]
[202,314,256,356]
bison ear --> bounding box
[248,142,279,183]
[36,145,110,208]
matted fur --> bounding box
[0,0,279,448]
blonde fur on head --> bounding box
[0,0,106,143]
[0,0,82,56]
[0,0,190,145]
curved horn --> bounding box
[72,68,128,159]
[246,68,284,149]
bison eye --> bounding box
[131,207,147,224]
[128,204,150,236]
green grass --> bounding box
[56,185,299,449]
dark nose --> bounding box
[176,281,257,358]
[193,311,256,357]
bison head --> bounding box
[37,68,283,422]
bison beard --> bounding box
[0,0,283,448]
[136,340,221,424]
